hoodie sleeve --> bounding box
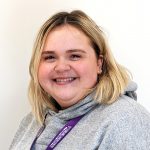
[98,101,150,150]
[9,113,34,150]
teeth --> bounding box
[55,77,74,83]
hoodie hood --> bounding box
[46,91,99,121]
[123,81,137,101]
[45,81,138,121]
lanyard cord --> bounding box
[46,115,84,150]
[30,114,84,150]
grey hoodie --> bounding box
[9,82,150,150]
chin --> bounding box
[53,95,79,106]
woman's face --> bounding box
[38,25,102,109]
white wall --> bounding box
[0,0,149,149]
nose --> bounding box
[54,58,71,72]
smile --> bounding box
[53,77,77,84]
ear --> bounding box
[97,55,103,74]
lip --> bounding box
[52,77,77,85]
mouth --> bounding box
[53,77,77,85]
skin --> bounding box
[38,24,103,109]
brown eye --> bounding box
[45,56,55,60]
[43,55,56,62]
[70,54,81,61]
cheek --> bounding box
[38,64,51,80]
[75,62,98,80]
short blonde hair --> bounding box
[29,10,131,124]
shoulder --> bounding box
[9,112,38,149]
[15,112,39,134]
[23,112,37,124]
[19,112,35,125]
[96,95,150,122]
[113,95,150,122]
[91,95,150,134]
[15,112,37,131]
[102,96,150,134]
[94,96,150,149]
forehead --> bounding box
[47,24,90,40]
[50,24,86,36]
[43,24,92,51]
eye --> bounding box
[70,54,81,61]
[43,55,56,62]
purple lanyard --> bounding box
[46,115,84,150]
[30,115,84,150]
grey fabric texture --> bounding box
[9,81,150,150]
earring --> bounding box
[98,68,102,74]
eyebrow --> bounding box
[41,49,86,55]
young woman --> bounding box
[10,10,150,150]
